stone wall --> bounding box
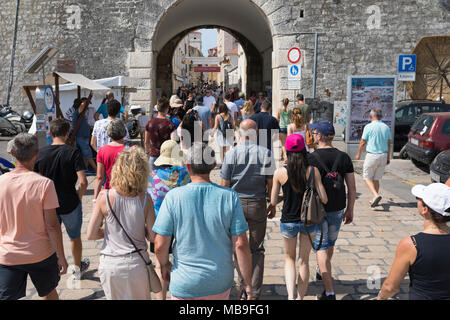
[0,0,448,117]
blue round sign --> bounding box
[290,65,299,76]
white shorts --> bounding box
[363,153,387,180]
[99,252,151,300]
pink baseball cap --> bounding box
[285,134,306,152]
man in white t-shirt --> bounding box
[203,89,217,114]
[138,109,150,147]
[224,92,238,122]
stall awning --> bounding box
[54,72,111,91]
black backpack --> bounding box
[311,152,344,191]
[219,115,233,136]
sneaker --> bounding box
[72,258,90,280]
[316,290,336,300]
[315,266,322,281]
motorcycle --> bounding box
[0,157,15,176]
[0,106,34,134]
[127,106,142,139]
[0,117,21,136]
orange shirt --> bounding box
[0,171,59,266]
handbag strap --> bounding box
[106,190,151,266]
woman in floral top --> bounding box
[147,139,190,300]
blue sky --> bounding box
[199,28,218,56]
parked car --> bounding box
[405,112,450,167]
[394,100,450,152]
[430,150,450,184]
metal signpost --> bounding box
[398,54,417,99]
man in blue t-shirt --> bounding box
[152,143,254,300]
[94,91,128,123]
[356,108,392,208]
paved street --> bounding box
[2,137,426,301]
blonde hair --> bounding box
[243,100,255,115]
[291,107,305,129]
[110,146,149,197]
[282,98,289,107]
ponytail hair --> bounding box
[282,98,289,107]
[291,107,305,129]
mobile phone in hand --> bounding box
[240,288,248,300]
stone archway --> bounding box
[128,0,275,110]
[155,26,266,99]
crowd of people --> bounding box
[0,84,449,301]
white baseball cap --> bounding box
[411,183,450,217]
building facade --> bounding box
[0,0,449,116]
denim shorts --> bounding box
[0,253,60,300]
[279,128,288,134]
[280,221,320,239]
[313,209,345,251]
[76,136,93,159]
[58,202,83,240]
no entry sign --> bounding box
[287,47,302,64]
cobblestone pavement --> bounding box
[21,141,423,300]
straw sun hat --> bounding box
[154,140,184,167]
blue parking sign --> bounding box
[398,55,416,73]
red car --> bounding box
[405,112,450,166]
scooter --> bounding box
[127,106,142,139]
[0,117,21,136]
[0,106,33,133]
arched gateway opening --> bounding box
[151,0,273,105]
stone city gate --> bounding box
[0,0,448,116]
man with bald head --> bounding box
[94,91,128,123]
[221,119,276,300]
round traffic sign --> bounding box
[287,47,301,64]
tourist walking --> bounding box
[138,108,150,147]
[0,134,68,300]
[87,147,157,300]
[224,93,239,123]
[184,92,195,112]
[148,140,191,300]
[94,119,127,200]
[34,119,89,280]
[250,100,280,152]
[378,183,450,300]
[242,100,255,120]
[356,108,392,208]
[211,103,235,166]
[287,107,311,153]
[268,134,328,300]
[307,121,356,300]
[221,119,275,300]
[145,98,176,171]
[72,97,97,172]
[177,110,204,150]
[94,91,128,122]
[296,94,311,124]
[153,143,253,300]
[193,95,213,130]
[276,98,291,160]
[91,99,129,152]
[203,89,217,116]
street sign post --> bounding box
[398,54,417,82]
[288,64,301,90]
[287,47,302,64]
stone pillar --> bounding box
[128,50,153,114]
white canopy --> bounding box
[54,72,111,91]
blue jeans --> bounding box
[313,209,345,251]
[58,203,83,240]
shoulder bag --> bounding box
[106,190,162,294]
[300,168,326,250]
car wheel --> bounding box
[399,145,409,159]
